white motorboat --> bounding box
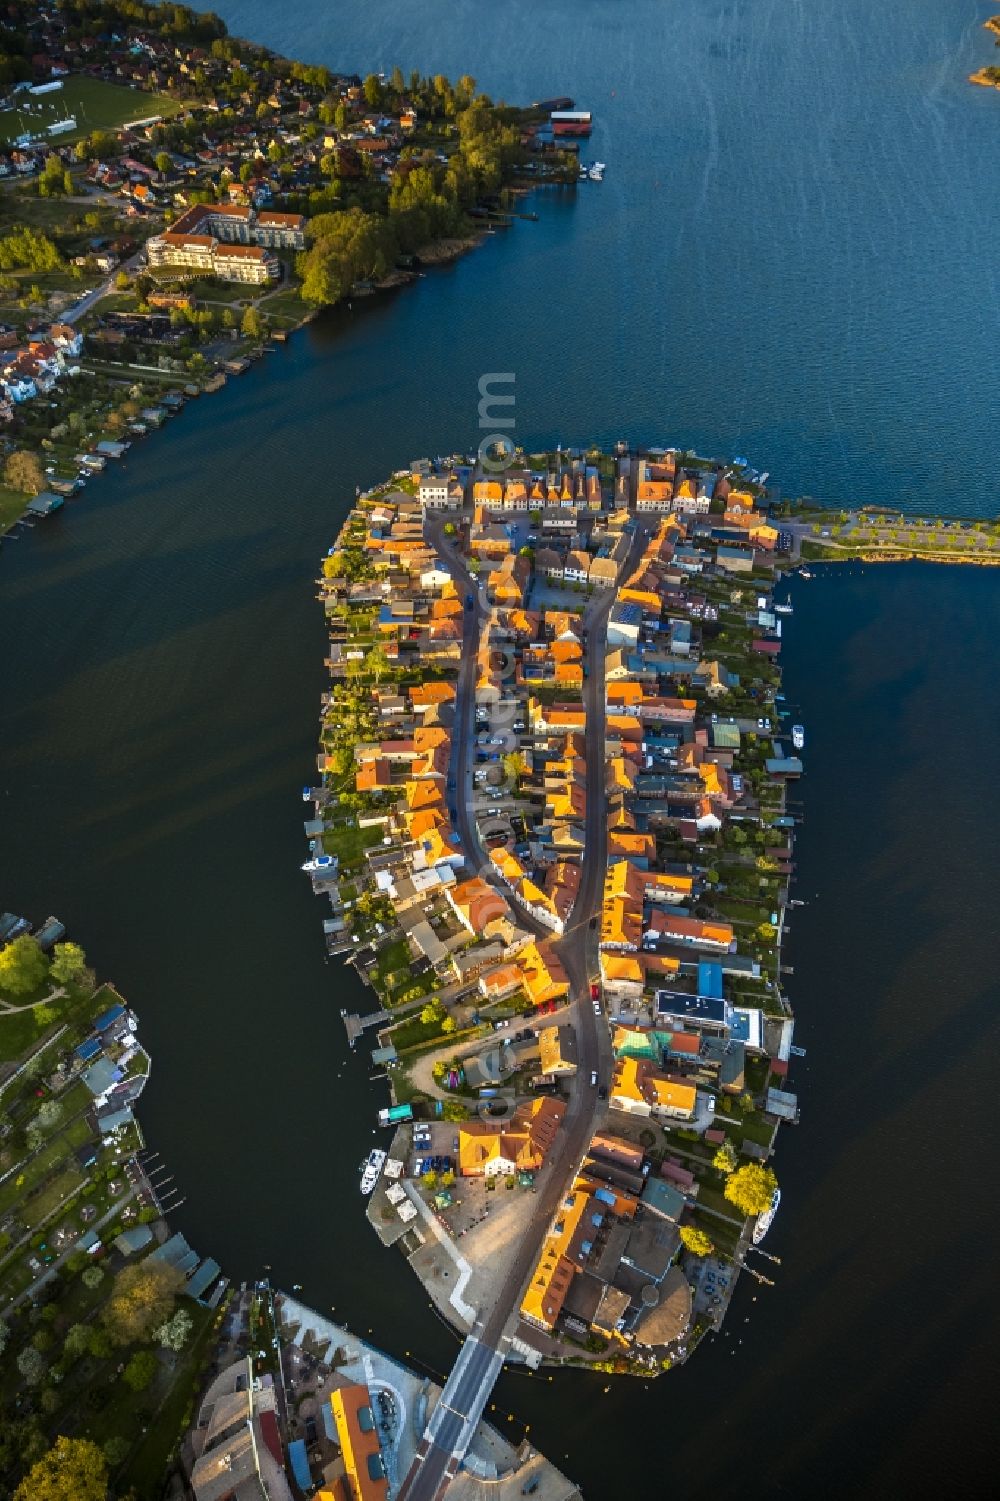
[752,1187,781,1244]
[791,725,805,751]
[360,1149,387,1195]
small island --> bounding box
[305,441,796,1483]
[968,14,1000,87]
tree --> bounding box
[87,1327,112,1359]
[155,151,172,174]
[101,1261,184,1347]
[0,1321,8,1357]
[366,643,390,683]
[443,522,457,537]
[363,73,383,108]
[724,1163,778,1218]
[502,751,526,784]
[14,1437,108,1501]
[16,1345,46,1385]
[440,1169,456,1188]
[441,1015,457,1034]
[81,1266,104,1291]
[420,1000,444,1026]
[3,450,46,498]
[756,922,776,942]
[241,304,264,339]
[102,1435,130,1468]
[441,1098,468,1122]
[422,1169,438,1190]
[712,1139,738,1175]
[0,935,49,995]
[49,942,88,987]
[678,1225,714,1257]
[62,1324,91,1362]
[156,1307,193,1351]
[35,1101,63,1133]
[123,1349,158,1392]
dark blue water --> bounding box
[220,0,1000,511]
[1,2,999,1496]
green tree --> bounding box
[123,1349,158,1392]
[62,1324,91,1362]
[0,935,49,994]
[241,304,264,339]
[3,450,46,498]
[420,1000,444,1026]
[87,1326,112,1359]
[363,73,383,109]
[440,1168,456,1188]
[678,1225,714,1257]
[101,1261,184,1347]
[390,65,405,94]
[48,942,88,987]
[81,1266,105,1291]
[422,1169,438,1190]
[712,1139,738,1175]
[724,1163,778,1218]
[14,1437,108,1501]
[102,1435,130,1468]
[756,922,776,942]
[155,151,172,174]
[366,642,390,683]
[441,1015,457,1034]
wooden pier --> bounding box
[342,1008,390,1048]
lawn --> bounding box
[0,482,28,534]
[322,817,387,867]
[0,76,180,146]
[20,1161,84,1230]
[0,1114,94,1217]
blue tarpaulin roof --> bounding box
[322,1401,337,1441]
[288,1439,311,1491]
[93,1003,126,1032]
[75,1037,102,1062]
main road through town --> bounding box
[400,496,649,1501]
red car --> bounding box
[590,983,600,1001]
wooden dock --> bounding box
[342,1008,390,1048]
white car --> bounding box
[590,1070,598,1086]
[593,1000,601,1015]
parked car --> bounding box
[590,1070,598,1086]
[590,983,600,1000]
[598,1085,608,1101]
[593,1000,601,1015]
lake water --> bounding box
[1,0,999,1495]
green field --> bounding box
[0,75,180,146]
[0,482,28,535]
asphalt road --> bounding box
[399,498,649,1501]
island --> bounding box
[0,0,578,539]
[304,444,799,1495]
[968,14,1000,87]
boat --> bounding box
[752,1187,780,1244]
[588,161,605,181]
[360,1149,386,1195]
[799,568,813,579]
[774,601,793,615]
[791,724,805,751]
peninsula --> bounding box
[307,444,798,1495]
[0,0,576,538]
